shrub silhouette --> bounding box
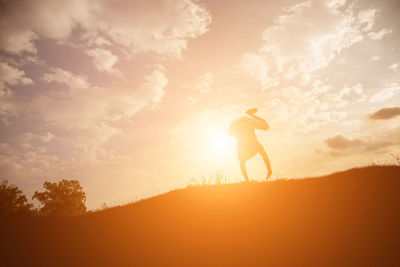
[33,179,87,217]
[0,180,33,217]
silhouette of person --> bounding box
[229,108,272,181]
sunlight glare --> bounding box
[211,134,228,154]
[208,132,231,156]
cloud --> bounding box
[185,72,214,93]
[96,0,211,58]
[321,125,400,159]
[0,132,61,185]
[266,1,366,73]
[0,0,211,58]
[357,9,377,31]
[33,66,168,155]
[239,0,399,143]
[0,29,38,54]
[369,83,400,102]
[265,84,349,134]
[0,1,199,197]
[0,62,33,88]
[85,48,120,75]
[0,62,33,123]
[240,0,382,92]
[19,132,55,145]
[0,0,94,54]
[42,67,89,89]
[369,107,400,120]
[0,88,17,124]
[368,28,392,40]
[324,134,364,149]
[241,53,278,89]
[135,66,169,105]
[389,62,399,71]
[338,83,367,103]
[185,96,199,105]
[238,0,399,146]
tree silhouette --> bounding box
[33,179,87,217]
[0,180,33,217]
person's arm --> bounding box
[251,114,269,130]
[246,108,269,130]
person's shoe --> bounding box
[246,108,258,116]
[266,173,272,181]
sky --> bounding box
[1,0,399,209]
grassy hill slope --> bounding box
[2,166,400,266]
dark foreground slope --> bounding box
[2,166,400,266]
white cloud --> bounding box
[389,62,399,71]
[0,0,95,54]
[85,48,120,75]
[369,83,400,103]
[326,0,346,9]
[185,96,199,105]
[0,62,33,88]
[265,83,350,134]
[241,53,279,89]
[20,132,55,144]
[80,31,112,47]
[339,83,367,103]
[42,67,89,89]
[0,0,211,59]
[239,1,382,134]
[185,72,214,93]
[368,28,392,40]
[135,67,169,105]
[97,0,211,58]
[33,66,168,154]
[0,88,17,124]
[0,29,38,54]
[39,132,55,143]
[0,62,33,123]
[371,55,380,61]
[357,9,377,32]
[243,0,373,88]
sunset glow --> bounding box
[209,132,231,155]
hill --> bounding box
[2,166,400,266]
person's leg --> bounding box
[239,159,249,181]
[258,145,272,180]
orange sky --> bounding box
[1,0,399,209]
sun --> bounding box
[195,116,236,163]
[208,132,231,155]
